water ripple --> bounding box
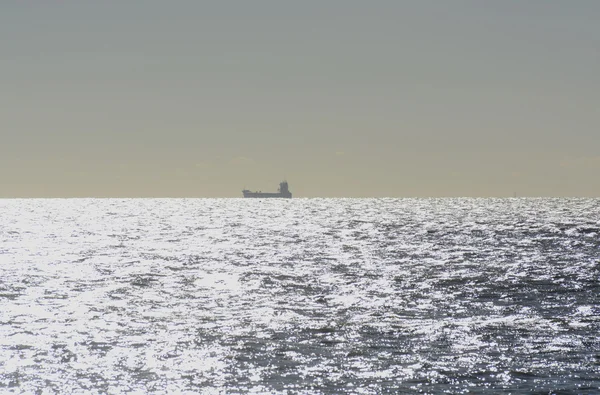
[0,198,599,393]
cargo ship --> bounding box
[242,181,292,198]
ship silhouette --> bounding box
[242,181,292,198]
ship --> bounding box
[242,181,292,198]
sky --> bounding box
[1,1,599,197]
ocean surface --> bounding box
[1,198,599,394]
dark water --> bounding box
[1,198,599,393]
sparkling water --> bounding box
[1,198,599,393]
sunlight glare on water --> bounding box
[1,198,599,393]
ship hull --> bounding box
[243,191,292,198]
[242,181,292,198]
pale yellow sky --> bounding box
[1,1,599,197]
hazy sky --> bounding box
[1,1,599,197]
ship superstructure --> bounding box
[242,181,292,198]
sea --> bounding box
[1,198,599,394]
